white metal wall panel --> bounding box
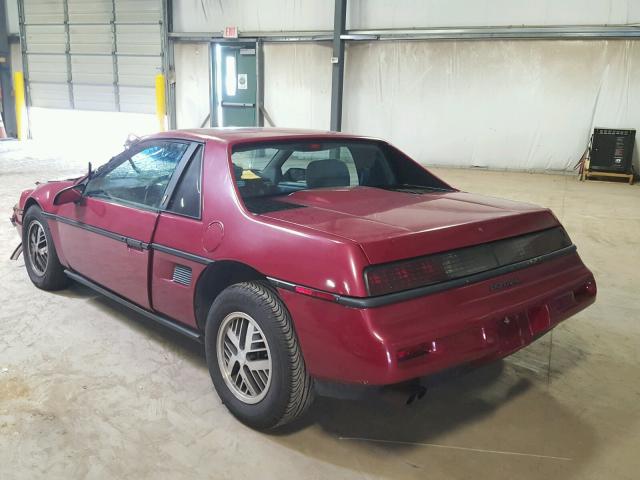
[172,0,333,33]
[26,53,67,82]
[28,82,70,108]
[68,0,113,23]
[117,55,160,113]
[263,43,332,130]
[73,84,117,110]
[172,0,640,33]
[116,24,162,55]
[21,0,163,113]
[23,0,64,24]
[117,55,161,86]
[118,86,155,113]
[24,25,66,53]
[347,0,640,30]
[175,42,210,128]
[71,55,113,84]
[69,25,113,54]
[343,40,640,172]
[115,0,162,22]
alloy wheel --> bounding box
[27,220,48,276]
[216,312,272,404]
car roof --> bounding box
[149,127,377,145]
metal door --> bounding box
[212,43,257,127]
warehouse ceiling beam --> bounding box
[167,31,332,42]
[168,24,640,42]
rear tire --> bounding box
[204,281,314,430]
[22,206,69,291]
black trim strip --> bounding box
[151,243,213,265]
[42,212,212,264]
[42,212,150,249]
[64,270,202,341]
[269,245,577,308]
[267,277,297,291]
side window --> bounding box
[85,141,188,208]
[166,147,203,218]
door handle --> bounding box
[125,238,145,251]
[221,101,255,108]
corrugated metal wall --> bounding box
[21,0,162,113]
[172,0,640,32]
[170,0,640,171]
[343,40,640,171]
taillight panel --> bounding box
[364,227,572,297]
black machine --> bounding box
[590,128,636,173]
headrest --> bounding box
[306,159,350,189]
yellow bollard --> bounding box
[155,73,166,132]
[13,71,25,140]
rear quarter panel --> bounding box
[167,141,373,298]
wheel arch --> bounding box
[23,197,41,215]
[21,198,43,235]
[194,260,268,330]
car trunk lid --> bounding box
[262,187,560,264]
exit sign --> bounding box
[223,26,238,39]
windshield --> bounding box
[231,140,451,206]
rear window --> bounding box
[230,140,450,208]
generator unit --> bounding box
[589,128,636,173]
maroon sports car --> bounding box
[10,128,596,429]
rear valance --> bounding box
[365,227,572,297]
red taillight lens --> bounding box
[365,258,447,296]
[364,227,572,297]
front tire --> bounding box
[205,281,314,430]
[22,206,69,291]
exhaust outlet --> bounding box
[406,385,427,405]
[380,382,427,406]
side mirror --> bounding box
[53,185,84,206]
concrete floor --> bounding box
[1,142,639,479]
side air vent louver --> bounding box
[173,265,192,286]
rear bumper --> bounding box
[280,251,596,386]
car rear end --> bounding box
[278,226,596,386]
[225,134,596,388]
